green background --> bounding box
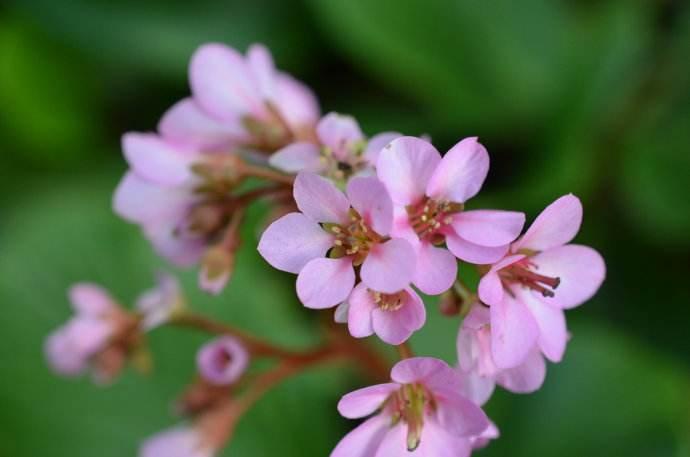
[1,1,688,456]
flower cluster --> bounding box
[45,42,606,457]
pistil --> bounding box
[500,263,560,297]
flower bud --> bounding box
[199,246,234,295]
[196,336,249,386]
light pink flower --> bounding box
[377,136,525,295]
[140,425,213,457]
[477,195,606,368]
[269,112,399,180]
[456,305,546,399]
[136,272,184,330]
[258,172,416,309]
[196,336,249,386]
[332,357,490,456]
[347,283,426,345]
[45,284,119,379]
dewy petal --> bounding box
[331,415,390,457]
[268,142,323,173]
[513,194,583,252]
[247,44,276,101]
[122,133,194,186]
[518,289,568,362]
[296,257,355,309]
[531,244,606,309]
[490,294,539,369]
[347,283,376,338]
[426,137,489,203]
[113,172,193,225]
[371,288,426,345]
[376,136,442,205]
[446,232,509,264]
[346,177,393,235]
[69,283,116,315]
[189,43,261,120]
[364,131,401,165]
[293,172,350,224]
[495,348,546,393]
[158,98,243,149]
[361,238,415,294]
[338,383,399,419]
[316,112,364,159]
[413,243,457,295]
[274,73,320,129]
[477,254,525,306]
[257,212,332,274]
[452,210,525,247]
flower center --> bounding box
[406,197,463,243]
[372,290,405,311]
[324,209,386,265]
[320,141,367,182]
[389,383,435,451]
[499,259,560,297]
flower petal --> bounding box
[257,212,332,274]
[490,294,539,369]
[122,133,194,186]
[69,283,116,315]
[413,243,457,295]
[316,112,364,159]
[371,288,426,345]
[113,172,193,225]
[346,177,393,235]
[513,194,583,252]
[331,415,390,457]
[296,257,355,309]
[196,336,249,386]
[347,283,376,338]
[143,222,206,267]
[391,357,454,386]
[361,238,415,293]
[247,44,276,101]
[268,142,323,173]
[158,98,242,149]
[412,419,473,457]
[293,172,350,224]
[338,383,399,419]
[446,232,509,264]
[376,136,442,205]
[435,391,490,437]
[364,131,401,165]
[190,43,263,120]
[455,368,495,407]
[426,137,489,203]
[140,426,212,457]
[451,210,525,247]
[477,254,525,306]
[495,348,546,393]
[519,289,568,362]
[531,244,606,309]
[274,73,320,129]
[334,302,349,324]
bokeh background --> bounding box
[1,0,689,456]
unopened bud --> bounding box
[199,246,234,295]
[187,204,224,235]
[439,289,462,316]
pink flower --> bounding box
[258,172,416,309]
[346,283,426,345]
[136,272,185,330]
[196,336,249,386]
[332,357,490,456]
[377,136,525,295]
[269,112,400,181]
[477,195,606,368]
[456,305,546,399]
[140,425,214,457]
[44,284,122,381]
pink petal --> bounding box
[274,73,320,129]
[446,232,509,264]
[196,336,249,386]
[247,44,276,101]
[143,222,205,267]
[391,357,453,385]
[452,210,525,247]
[531,244,606,309]
[44,329,86,376]
[426,137,489,203]
[364,131,401,165]
[122,133,194,186]
[140,426,212,457]
[331,415,390,457]
[490,294,539,369]
[413,243,457,295]
[371,288,426,345]
[158,98,243,149]
[495,348,546,393]
[361,238,415,293]
[257,212,333,274]
[477,254,525,306]
[334,302,349,324]
[470,420,500,450]
[316,112,364,159]
[376,136,442,205]
[293,172,350,224]
[189,43,261,120]
[69,283,116,315]
[268,142,323,173]
[513,194,583,252]
[519,289,568,362]
[346,177,393,235]
[455,368,495,407]
[409,419,473,457]
[112,172,193,225]
[198,264,230,295]
[296,257,355,309]
[337,383,399,419]
[435,391,490,437]
[347,283,376,338]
